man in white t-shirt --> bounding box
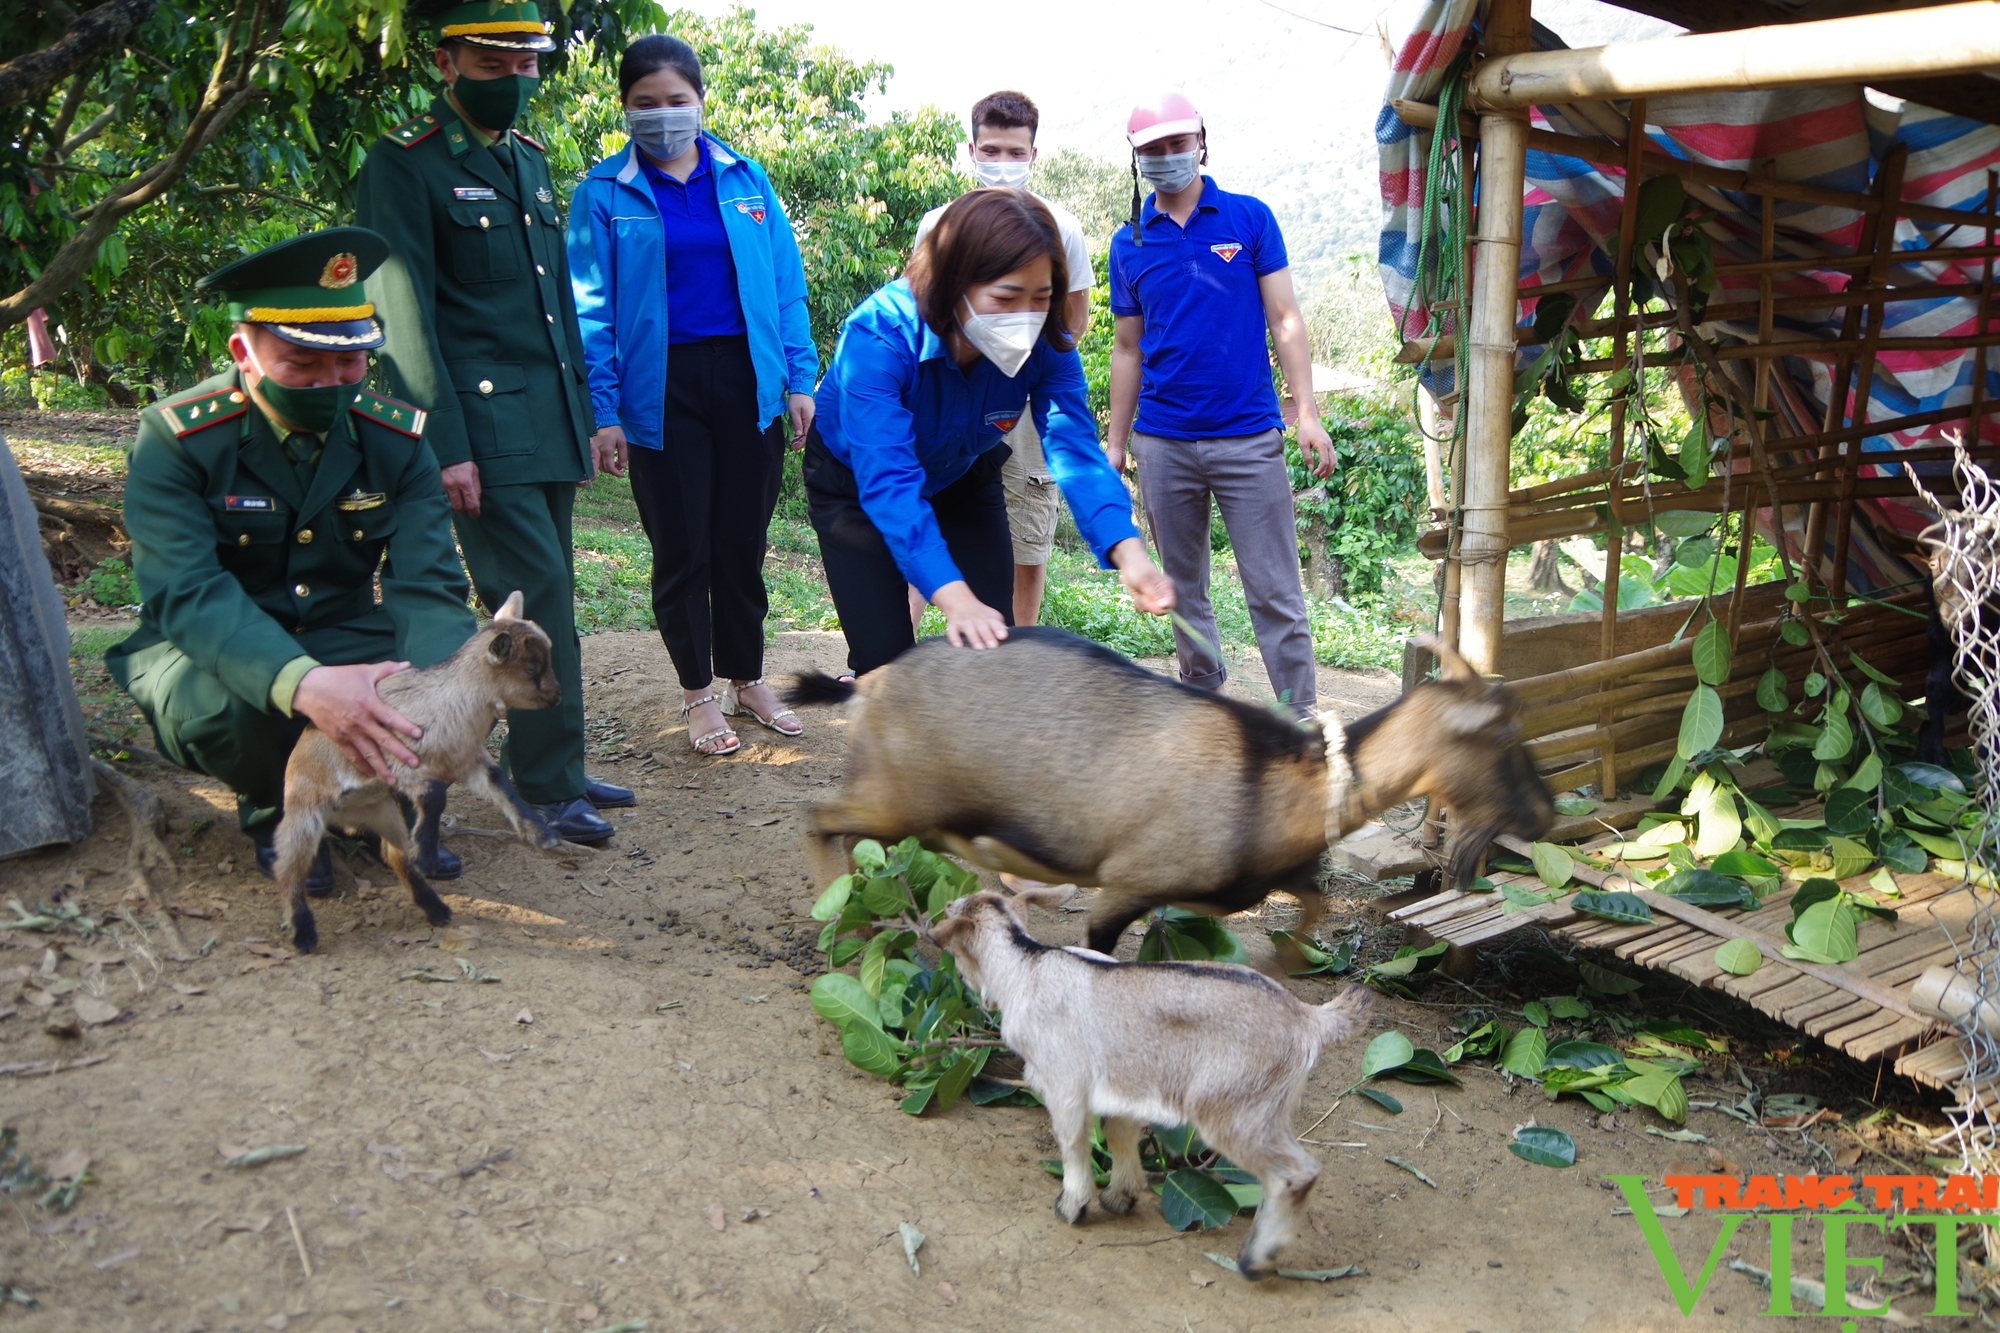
[911,90,1094,626]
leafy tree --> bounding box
[2,0,656,391]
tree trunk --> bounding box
[1526,539,1573,595]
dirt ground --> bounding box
[0,628,1972,1333]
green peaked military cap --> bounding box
[196,227,389,351]
[429,0,556,51]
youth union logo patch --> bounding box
[1210,242,1244,263]
[984,409,1022,433]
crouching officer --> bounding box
[354,0,628,845]
[107,228,478,891]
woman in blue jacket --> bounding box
[568,35,818,756]
[810,188,1173,676]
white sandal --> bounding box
[720,678,804,737]
[680,693,740,756]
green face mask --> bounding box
[451,72,538,133]
[248,345,347,435]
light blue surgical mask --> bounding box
[627,104,702,162]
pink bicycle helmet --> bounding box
[1126,91,1203,148]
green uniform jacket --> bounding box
[354,97,594,486]
[106,370,476,710]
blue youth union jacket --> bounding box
[567,136,819,448]
[814,279,1141,599]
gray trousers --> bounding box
[1131,428,1317,712]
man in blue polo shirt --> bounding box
[1108,91,1333,717]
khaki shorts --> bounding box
[1000,416,1058,566]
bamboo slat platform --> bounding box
[1381,822,1988,1089]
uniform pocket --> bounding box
[449,360,532,459]
[445,202,523,284]
[334,504,400,547]
[214,509,289,591]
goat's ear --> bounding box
[1439,697,1506,736]
[494,590,526,623]
[485,629,515,666]
[1008,883,1077,909]
[1412,632,1479,683]
[929,915,974,949]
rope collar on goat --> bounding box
[1323,714,1368,846]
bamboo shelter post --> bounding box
[1597,97,1647,795]
[1829,144,1909,602]
[1460,0,1534,677]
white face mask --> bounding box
[959,298,1044,378]
[1137,149,1201,194]
[627,104,702,161]
[970,158,1031,189]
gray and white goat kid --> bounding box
[271,591,562,954]
[929,890,1373,1278]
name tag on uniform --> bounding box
[224,495,273,511]
[453,187,498,201]
[335,490,388,512]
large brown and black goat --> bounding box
[271,591,562,953]
[787,627,1554,956]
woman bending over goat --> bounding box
[805,188,1175,676]
[932,889,1373,1278]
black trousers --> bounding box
[627,336,787,691]
[804,431,1014,676]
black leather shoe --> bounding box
[584,777,636,809]
[415,842,463,880]
[533,797,615,845]
[255,843,335,896]
[359,831,464,881]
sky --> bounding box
[675,0,1681,177]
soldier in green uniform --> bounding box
[354,0,627,845]
[107,229,478,891]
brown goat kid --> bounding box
[788,627,1553,957]
[931,890,1373,1277]
[271,591,562,953]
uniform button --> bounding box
[545,314,554,323]
[478,379,494,395]
[294,583,310,598]
[524,212,533,225]
[536,264,546,275]
[297,529,313,544]
[237,533,250,546]
[352,528,365,541]
[228,391,246,404]
[479,215,490,230]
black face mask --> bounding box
[451,71,538,132]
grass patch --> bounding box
[567,471,1415,670]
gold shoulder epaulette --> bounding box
[386,111,442,148]
[512,128,546,152]
[160,386,249,438]
[350,388,427,439]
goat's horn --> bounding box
[1411,633,1478,683]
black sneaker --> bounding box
[255,843,334,896]
[531,797,615,846]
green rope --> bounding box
[1411,52,1475,636]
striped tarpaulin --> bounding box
[1379,3,2000,593]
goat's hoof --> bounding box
[288,915,318,956]
[1054,1193,1088,1225]
[1235,1250,1275,1281]
[533,832,562,851]
[1098,1186,1138,1216]
[416,893,453,928]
